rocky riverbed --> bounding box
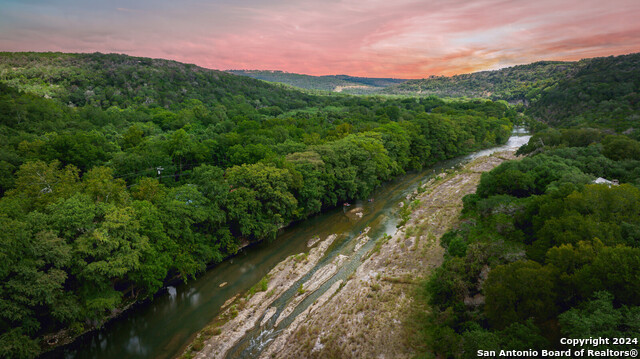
[183,150,519,359]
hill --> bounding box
[0,52,317,111]
[527,53,640,131]
[227,70,407,94]
[382,53,640,133]
[382,60,580,101]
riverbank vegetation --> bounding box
[0,52,515,357]
[415,128,640,358]
[411,52,640,358]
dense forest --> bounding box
[382,60,579,101]
[386,53,640,135]
[209,54,640,133]
[527,54,640,132]
[227,70,406,93]
[385,53,640,134]
[414,129,640,355]
[0,52,516,358]
[0,52,319,110]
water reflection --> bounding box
[166,286,177,300]
[190,292,201,306]
[124,335,148,356]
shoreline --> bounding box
[38,239,253,357]
[257,150,520,358]
[39,141,517,358]
[182,150,520,359]
[188,233,340,358]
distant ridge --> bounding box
[226,69,407,94]
[382,60,579,101]
[1,51,637,131]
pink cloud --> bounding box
[1,0,639,78]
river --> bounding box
[46,131,530,359]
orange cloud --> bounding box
[0,0,639,78]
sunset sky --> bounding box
[1,0,639,78]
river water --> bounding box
[47,131,530,359]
